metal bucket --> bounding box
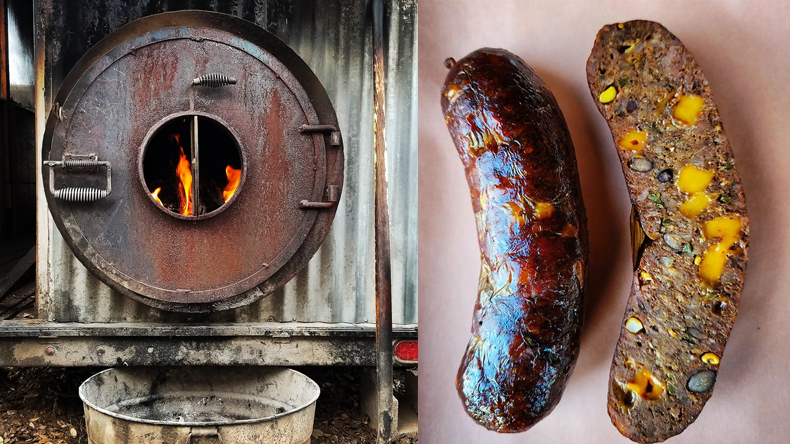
[79,367,320,443]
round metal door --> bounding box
[42,11,344,312]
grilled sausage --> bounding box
[441,48,588,432]
[586,21,749,443]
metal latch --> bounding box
[300,185,340,209]
[43,154,112,202]
[300,124,341,147]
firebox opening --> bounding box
[142,115,243,217]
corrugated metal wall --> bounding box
[36,0,417,325]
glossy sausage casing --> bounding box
[441,48,588,432]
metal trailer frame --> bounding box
[0,321,415,367]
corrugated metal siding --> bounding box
[38,0,417,324]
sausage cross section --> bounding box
[442,48,588,432]
[587,21,749,443]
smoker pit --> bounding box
[79,367,320,444]
[142,115,244,218]
[41,11,344,312]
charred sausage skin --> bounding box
[441,48,588,433]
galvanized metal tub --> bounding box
[79,367,320,444]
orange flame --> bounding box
[175,135,193,216]
[151,187,163,206]
[223,165,241,202]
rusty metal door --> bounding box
[41,11,344,312]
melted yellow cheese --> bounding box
[618,130,648,154]
[626,369,665,401]
[699,216,742,283]
[678,165,715,193]
[533,201,554,220]
[673,95,705,125]
[679,192,715,218]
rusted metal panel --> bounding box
[35,0,417,324]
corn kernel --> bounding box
[673,95,705,125]
[678,165,715,194]
[640,271,653,281]
[599,86,617,104]
[618,130,648,153]
[625,317,645,334]
[694,256,702,265]
[701,352,720,365]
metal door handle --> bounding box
[300,185,340,209]
[300,123,341,147]
[43,155,112,202]
[192,73,237,87]
[180,427,224,444]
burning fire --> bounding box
[149,134,237,214]
[175,135,193,216]
[151,187,163,206]
[223,165,241,202]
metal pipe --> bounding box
[191,115,199,216]
[0,0,8,237]
[372,0,394,442]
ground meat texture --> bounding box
[587,21,749,443]
[442,48,588,433]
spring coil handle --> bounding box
[44,155,112,202]
[62,156,99,169]
[192,73,237,88]
[53,187,108,202]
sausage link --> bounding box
[442,48,589,433]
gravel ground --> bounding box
[0,367,417,444]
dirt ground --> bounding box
[0,367,416,444]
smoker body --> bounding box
[0,0,417,368]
